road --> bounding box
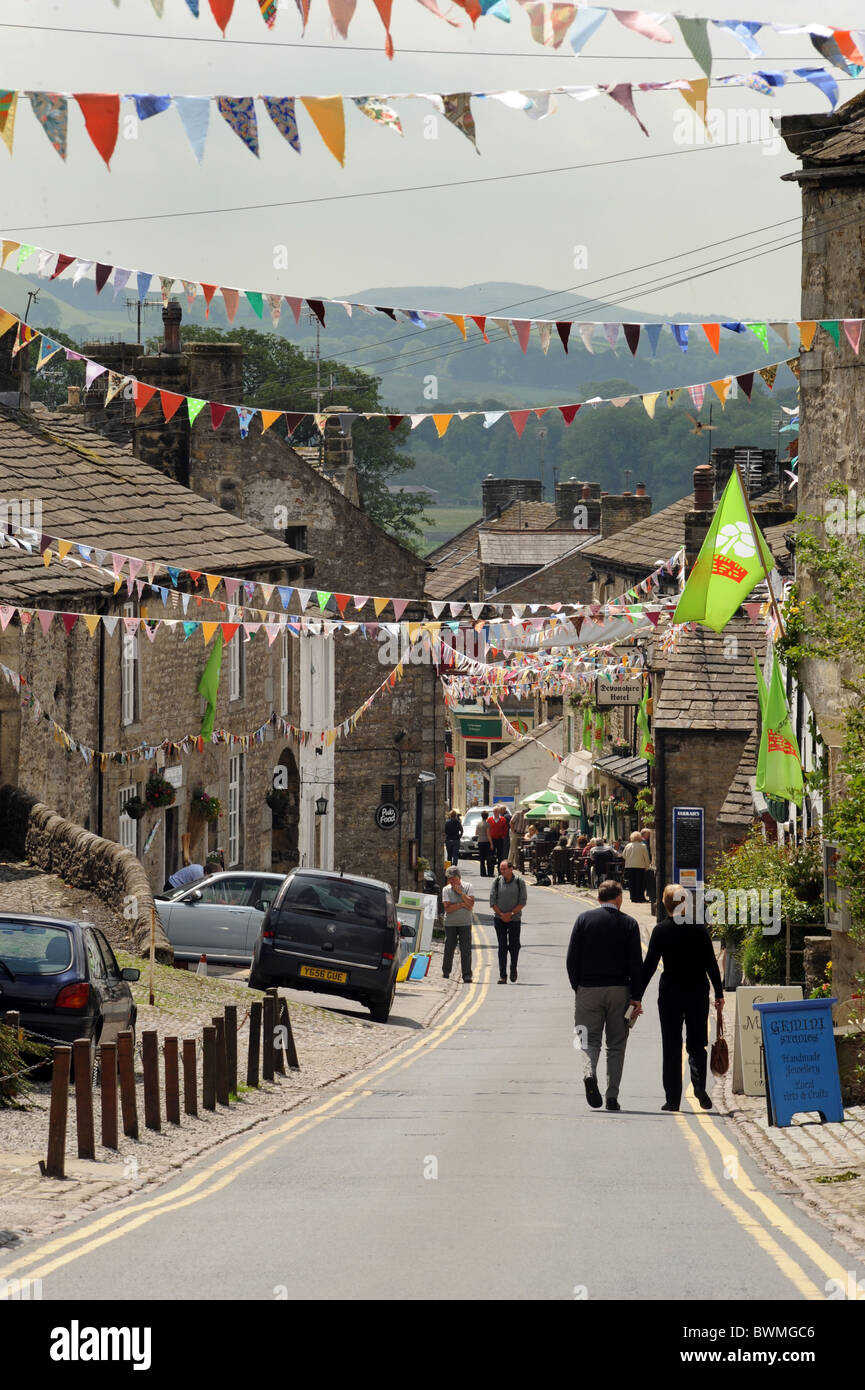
[2,880,861,1301]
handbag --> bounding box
[710,1011,729,1077]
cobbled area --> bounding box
[0,859,454,1250]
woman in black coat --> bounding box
[641,883,725,1112]
[444,809,463,866]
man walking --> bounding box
[490,859,527,983]
[566,880,644,1111]
[476,810,493,877]
[508,803,527,867]
[441,865,475,983]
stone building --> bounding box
[778,92,865,989]
[0,339,312,892]
[79,304,445,891]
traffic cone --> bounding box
[196,954,207,977]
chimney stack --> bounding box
[163,299,182,355]
[685,464,716,569]
[481,474,543,519]
[693,464,714,510]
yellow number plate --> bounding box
[299,965,347,984]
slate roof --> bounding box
[481,717,562,771]
[718,730,758,825]
[424,500,558,600]
[594,753,649,788]
[0,408,309,604]
[779,92,865,175]
[652,618,764,731]
[578,496,693,574]
[479,531,588,567]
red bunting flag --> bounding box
[221,623,240,643]
[512,320,531,353]
[133,382,156,416]
[556,322,571,354]
[387,416,404,431]
[371,0,395,58]
[221,288,240,322]
[559,404,581,425]
[200,283,217,316]
[160,390,185,422]
[208,0,236,32]
[210,403,231,429]
[736,372,754,400]
[95,263,113,294]
[470,315,489,342]
[334,594,351,616]
[51,253,75,280]
[61,613,78,635]
[703,323,721,353]
[307,299,326,326]
[623,324,641,355]
[284,413,304,436]
[510,410,531,437]
[74,94,120,168]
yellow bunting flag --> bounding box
[432,414,453,438]
[710,378,731,407]
[201,622,219,645]
[260,410,282,433]
[641,393,659,419]
[798,321,818,350]
[444,314,467,339]
[42,549,52,567]
[373,596,389,617]
[300,96,346,166]
[84,614,101,637]
[57,539,72,560]
[0,309,15,339]
[680,78,710,137]
[205,573,221,597]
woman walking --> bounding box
[623,830,650,903]
[444,809,463,867]
[642,883,725,1112]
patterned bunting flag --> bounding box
[759,364,778,390]
[441,93,479,150]
[216,96,259,156]
[353,97,403,135]
[0,92,18,153]
[28,93,67,159]
[262,96,301,153]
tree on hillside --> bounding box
[168,326,428,549]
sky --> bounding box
[1,0,864,326]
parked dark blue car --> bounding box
[0,914,139,1051]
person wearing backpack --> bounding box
[490,860,528,983]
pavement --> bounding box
[2,872,863,1301]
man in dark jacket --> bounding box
[566,881,644,1111]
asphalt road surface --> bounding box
[4,882,862,1302]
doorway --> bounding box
[271,747,300,872]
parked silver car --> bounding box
[459,806,494,858]
[155,871,286,966]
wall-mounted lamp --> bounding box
[315,795,329,816]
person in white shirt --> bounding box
[623,831,651,903]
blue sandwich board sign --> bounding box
[753,997,844,1127]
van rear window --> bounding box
[280,878,388,926]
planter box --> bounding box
[835,1029,865,1106]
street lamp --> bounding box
[315,795,328,816]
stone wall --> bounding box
[656,728,752,891]
[0,783,171,962]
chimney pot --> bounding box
[693,463,714,510]
[162,299,182,355]
[581,484,592,499]
[636,482,646,496]
[67,385,80,406]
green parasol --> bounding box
[521,788,581,809]
[526,801,575,821]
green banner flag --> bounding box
[673,470,775,632]
[636,686,654,765]
[198,630,224,739]
[582,705,593,751]
[755,649,803,807]
[593,710,605,751]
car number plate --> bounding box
[299,965,347,984]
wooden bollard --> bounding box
[280,999,300,1071]
[212,1016,229,1106]
[262,994,276,1083]
[100,1042,118,1150]
[117,1030,138,1140]
[42,1046,71,1179]
[182,1038,197,1117]
[268,990,285,1076]
[202,1026,216,1111]
[5,1010,20,1038]
[224,1005,238,1097]
[141,1030,161,1132]
[72,1038,95,1161]
[246,1001,261,1088]
[164,1037,180,1126]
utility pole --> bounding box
[303,310,352,469]
[537,426,547,498]
[23,289,39,324]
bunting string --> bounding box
[0,654,409,766]
[4,235,861,355]
[0,68,848,168]
[3,303,802,446]
[93,1,865,77]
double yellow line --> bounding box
[0,927,492,1288]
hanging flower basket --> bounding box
[123,795,147,821]
[611,741,631,757]
[190,788,222,822]
[266,787,296,826]
[145,770,176,810]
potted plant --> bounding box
[190,787,222,823]
[145,770,176,810]
[611,740,631,757]
[634,788,655,828]
[123,795,147,821]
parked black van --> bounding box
[248,869,406,1022]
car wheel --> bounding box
[248,964,269,991]
[369,981,396,1023]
